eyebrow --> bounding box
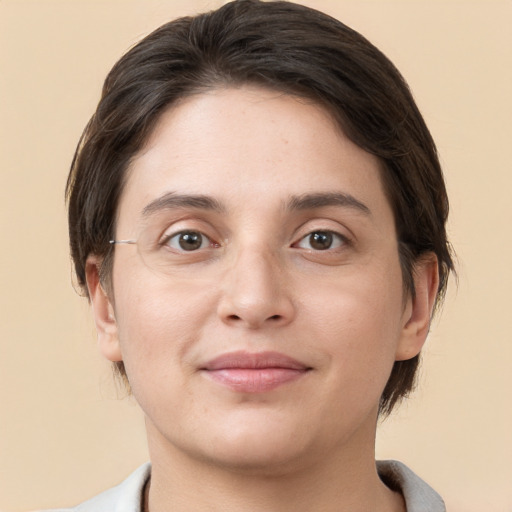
[141,191,370,218]
[142,192,225,217]
[287,192,371,215]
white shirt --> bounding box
[46,460,445,512]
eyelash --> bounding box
[292,230,350,251]
[159,228,350,253]
[160,230,220,252]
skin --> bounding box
[86,86,438,512]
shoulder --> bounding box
[41,462,151,512]
[377,460,446,512]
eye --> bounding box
[294,230,347,251]
[162,230,217,252]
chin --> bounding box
[187,415,321,476]
[203,441,309,476]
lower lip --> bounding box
[203,368,308,393]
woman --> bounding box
[52,1,453,510]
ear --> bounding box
[395,254,440,361]
[85,256,123,362]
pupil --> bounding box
[179,231,202,251]
[310,231,332,250]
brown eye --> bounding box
[179,232,203,250]
[164,230,209,251]
[309,232,333,250]
[295,230,345,251]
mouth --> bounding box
[200,351,312,393]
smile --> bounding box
[201,351,312,393]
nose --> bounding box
[217,247,295,329]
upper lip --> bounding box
[201,351,311,371]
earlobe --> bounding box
[85,256,123,362]
[395,254,440,361]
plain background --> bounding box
[1,1,511,511]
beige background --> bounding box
[1,1,511,510]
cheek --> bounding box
[302,264,405,371]
[112,269,217,385]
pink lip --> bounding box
[201,351,312,393]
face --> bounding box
[88,86,436,474]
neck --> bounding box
[144,421,405,512]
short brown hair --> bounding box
[67,0,454,415]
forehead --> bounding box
[117,86,390,228]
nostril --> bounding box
[269,315,282,321]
